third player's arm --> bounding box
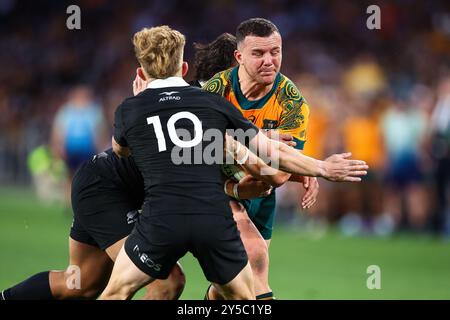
[112,136,131,158]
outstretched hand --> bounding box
[324,152,368,182]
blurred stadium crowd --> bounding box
[0,0,449,236]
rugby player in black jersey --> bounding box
[1,147,269,300]
[99,26,367,300]
[0,148,186,300]
[0,34,271,300]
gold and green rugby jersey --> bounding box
[203,67,310,150]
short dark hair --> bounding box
[193,33,237,81]
[236,18,280,44]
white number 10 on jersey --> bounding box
[147,112,203,152]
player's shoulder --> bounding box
[115,89,161,113]
[277,73,306,104]
[184,86,228,108]
[194,88,239,120]
[116,94,139,112]
[202,68,233,96]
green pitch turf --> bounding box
[1,187,449,299]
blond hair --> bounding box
[133,26,186,79]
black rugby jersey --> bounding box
[114,79,258,216]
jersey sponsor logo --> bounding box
[159,91,181,102]
[159,91,179,96]
[133,245,162,272]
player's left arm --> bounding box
[112,103,131,158]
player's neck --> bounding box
[237,67,273,101]
[146,69,184,84]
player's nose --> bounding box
[262,53,273,66]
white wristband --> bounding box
[232,182,240,200]
[236,147,250,165]
[224,179,233,196]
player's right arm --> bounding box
[247,131,295,187]
[229,132,368,182]
[218,92,368,182]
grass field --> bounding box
[1,187,449,300]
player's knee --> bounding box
[246,243,269,276]
[159,264,186,299]
[101,281,135,300]
[170,264,186,297]
[77,287,103,299]
[60,278,104,299]
[58,268,107,299]
[57,285,103,300]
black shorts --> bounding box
[124,214,248,285]
[69,162,141,250]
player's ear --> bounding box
[181,61,189,77]
[137,67,147,81]
[234,49,242,65]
